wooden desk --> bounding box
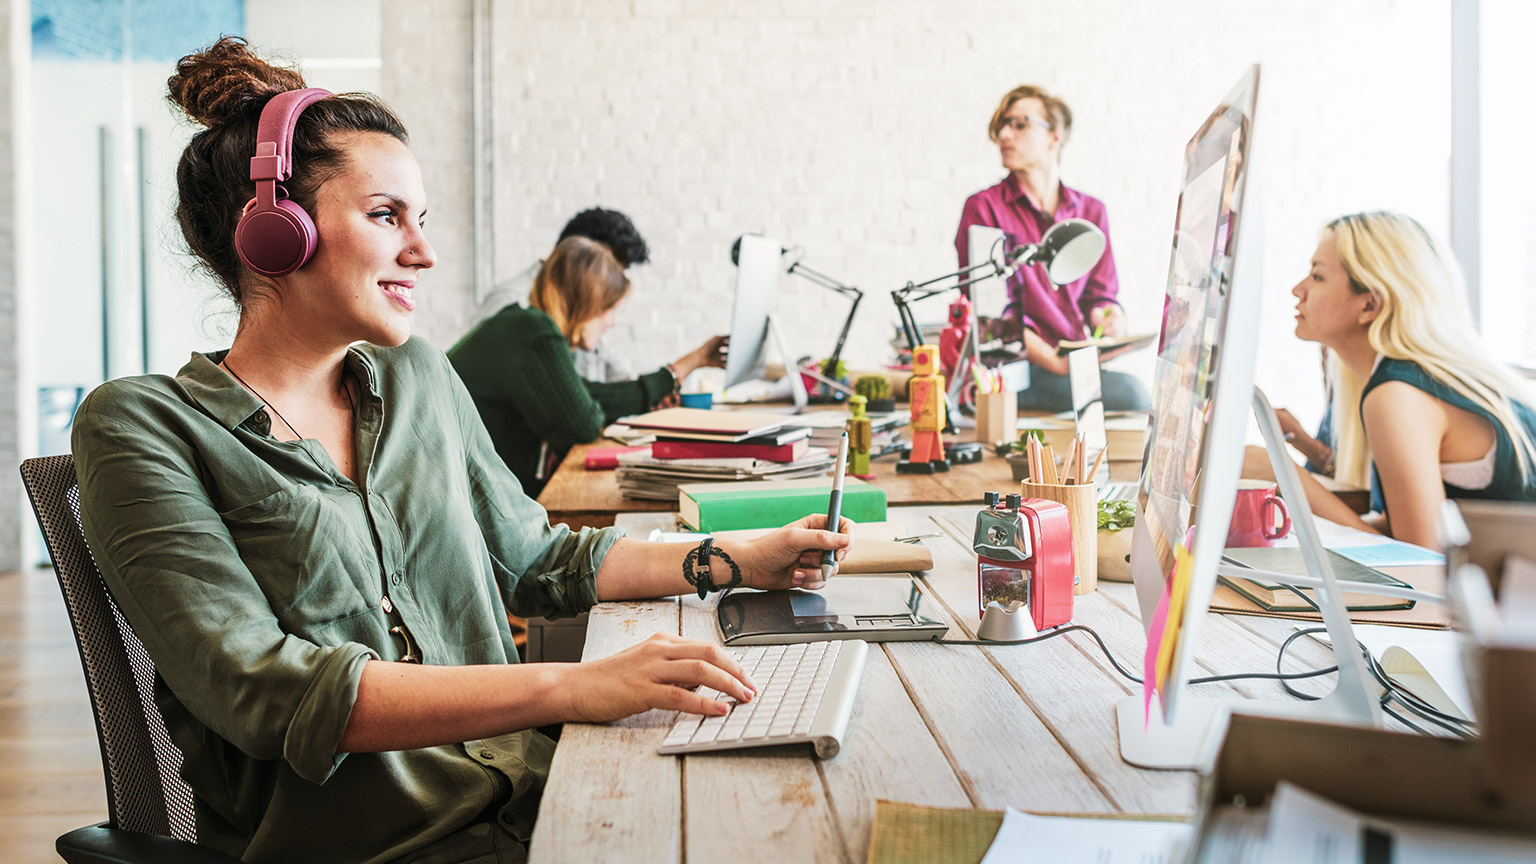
[529,505,1390,862]
[538,440,1136,531]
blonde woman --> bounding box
[450,235,727,496]
[1270,211,1536,547]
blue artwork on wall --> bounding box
[32,0,244,62]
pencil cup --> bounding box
[1020,480,1098,594]
[973,390,1017,446]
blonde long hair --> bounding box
[1327,211,1536,481]
[529,236,629,346]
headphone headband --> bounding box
[249,88,331,183]
[236,88,333,277]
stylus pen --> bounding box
[821,432,849,580]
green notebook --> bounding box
[678,476,887,532]
[1218,547,1415,612]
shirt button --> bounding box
[479,750,495,760]
[253,410,268,425]
[391,572,404,587]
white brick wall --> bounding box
[388,0,1450,436]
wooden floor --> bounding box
[0,567,107,864]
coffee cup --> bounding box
[1226,479,1290,548]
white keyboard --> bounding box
[658,639,869,759]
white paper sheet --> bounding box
[978,808,1191,864]
[1255,782,1536,864]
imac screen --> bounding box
[1140,73,1256,586]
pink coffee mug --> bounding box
[1226,480,1291,548]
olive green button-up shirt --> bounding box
[71,336,623,864]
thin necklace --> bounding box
[221,359,307,441]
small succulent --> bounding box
[999,429,1046,455]
[1097,499,1136,531]
[854,374,891,402]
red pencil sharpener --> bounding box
[973,492,1075,631]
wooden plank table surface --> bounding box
[529,504,1428,863]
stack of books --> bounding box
[614,408,834,501]
[798,410,908,458]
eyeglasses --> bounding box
[998,115,1053,135]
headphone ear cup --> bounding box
[235,198,318,277]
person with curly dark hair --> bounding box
[558,206,650,268]
[69,37,849,864]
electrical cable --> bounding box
[1277,587,1477,737]
[936,591,1477,739]
[937,624,1338,688]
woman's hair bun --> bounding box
[166,36,307,129]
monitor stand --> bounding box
[1115,386,1384,771]
[766,313,810,414]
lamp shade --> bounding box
[1035,217,1107,285]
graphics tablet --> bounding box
[717,575,948,645]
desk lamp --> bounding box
[891,217,1107,357]
[892,218,1108,425]
[731,236,862,395]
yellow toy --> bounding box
[898,344,950,474]
[846,395,875,479]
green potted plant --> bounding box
[1096,498,1135,582]
[854,374,895,413]
[1003,429,1045,481]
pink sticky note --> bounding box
[1142,583,1172,729]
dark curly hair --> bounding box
[167,36,409,309]
[557,208,650,268]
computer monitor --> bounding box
[724,233,809,410]
[724,233,783,389]
[1118,66,1384,769]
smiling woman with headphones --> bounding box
[68,38,850,864]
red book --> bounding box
[584,445,649,470]
[651,438,809,463]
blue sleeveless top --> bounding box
[1362,357,1536,508]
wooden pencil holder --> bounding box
[973,390,1017,446]
[1020,480,1097,594]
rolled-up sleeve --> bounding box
[72,387,378,785]
[447,356,625,620]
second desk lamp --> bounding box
[889,218,1107,470]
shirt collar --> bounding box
[1004,174,1080,218]
[176,346,381,431]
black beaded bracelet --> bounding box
[682,537,743,600]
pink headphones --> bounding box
[234,88,333,277]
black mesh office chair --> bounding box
[20,455,240,863]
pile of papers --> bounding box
[798,409,908,457]
[610,407,827,501]
[614,448,834,501]
[1197,781,1536,863]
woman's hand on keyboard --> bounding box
[725,513,854,592]
[562,633,757,722]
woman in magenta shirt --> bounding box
[956,85,1149,411]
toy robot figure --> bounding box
[938,295,972,378]
[845,395,875,479]
[898,344,950,474]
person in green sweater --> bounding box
[449,235,727,496]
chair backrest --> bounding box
[20,454,198,842]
